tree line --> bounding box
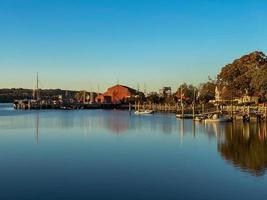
[145,51,267,105]
[0,89,77,103]
[1,51,266,104]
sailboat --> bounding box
[134,101,154,115]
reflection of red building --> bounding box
[96,84,142,104]
[107,115,128,133]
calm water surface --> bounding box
[0,103,266,200]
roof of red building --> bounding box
[107,84,139,95]
[96,85,143,102]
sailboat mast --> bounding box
[180,86,183,106]
[36,73,39,100]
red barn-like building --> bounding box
[96,85,142,104]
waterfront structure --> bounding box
[73,91,98,103]
[215,86,221,102]
[236,95,260,104]
[209,86,222,104]
[159,87,172,98]
[96,84,143,104]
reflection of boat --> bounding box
[135,110,154,115]
[60,106,74,110]
[176,114,207,121]
[205,113,232,123]
[176,114,194,119]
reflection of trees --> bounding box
[218,123,267,176]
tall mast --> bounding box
[32,86,35,100]
[36,73,39,100]
[180,86,183,106]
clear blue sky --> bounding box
[0,0,266,92]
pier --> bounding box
[132,103,267,122]
[13,100,121,110]
[13,99,267,123]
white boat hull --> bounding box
[135,110,154,115]
[205,118,232,123]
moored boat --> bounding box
[135,110,154,115]
[204,113,232,123]
[194,115,206,122]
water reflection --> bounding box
[177,120,267,176]
[217,122,267,176]
[1,104,267,177]
[0,110,178,135]
[35,112,39,144]
[105,111,130,134]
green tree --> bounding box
[175,83,196,104]
[197,80,216,103]
[251,65,267,99]
[217,51,267,97]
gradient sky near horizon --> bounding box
[0,0,267,92]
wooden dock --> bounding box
[13,100,121,110]
[13,100,267,122]
[132,103,267,122]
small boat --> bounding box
[135,110,154,115]
[204,113,232,123]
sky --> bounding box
[0,0,266,92]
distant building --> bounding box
[209,86,222,104]
[159,87,172,97]
[96,84,143,104]
[236,95,259,104]
[215,86,221,102]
